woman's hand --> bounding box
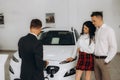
[66,57,74,62]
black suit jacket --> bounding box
[18,33,46,80]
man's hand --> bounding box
[45,61,49,66]
[104,61,111,65]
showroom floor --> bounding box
[0,51,120,80]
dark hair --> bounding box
[81,21,96,44]
[30,19,42,28]
[91,11,103,18]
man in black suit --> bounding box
[18,19,48,80]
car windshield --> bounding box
[40,31,75,45]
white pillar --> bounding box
[0,54,8,80]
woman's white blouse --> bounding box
[72,34,95,58]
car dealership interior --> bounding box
[0,0,120,80]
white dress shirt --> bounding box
[95,24,117,63]
[72,34,95,58]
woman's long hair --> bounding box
[80,21,96,45]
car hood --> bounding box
[43,45,75,61]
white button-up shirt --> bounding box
[72,34,95,58]
[95,24,117,63]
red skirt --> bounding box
[76,52,94,71]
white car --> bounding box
[9,27,80,80]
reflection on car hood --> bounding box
[43,45,75,61]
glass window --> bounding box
[40,31,75,45]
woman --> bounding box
[66,21,96,80]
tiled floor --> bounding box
[0,51,120,80]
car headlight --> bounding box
[12,55,19,62]
[64,67,76,77]
[9,65,14,74]
[59,60,70,64]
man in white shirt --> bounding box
[91,11,117,80]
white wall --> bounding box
[0,0,70,50]
[0,0,120,52]
[75,0,120,52]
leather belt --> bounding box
[94,55,107,59]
